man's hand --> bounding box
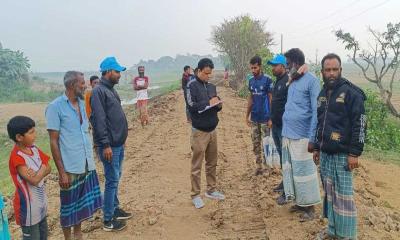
[103,147,113,161]
[267,120,272,129]
[347,155,359,171]
[209,97,220,106]
[313,151,320,165]
[307,142,314,153]
[246,116,252,127]
[298,64,309,75]
[59,171,71,189]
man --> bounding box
[90,57,132,231]
[281,48,321,221]
[182,65,193,122]
[84,75,100,119]
[267,54,289,199]
[133,66,150,126]
[46,71,102,240]
[186,58,225,209]
[314,53,366,240]
[245,56,273,176]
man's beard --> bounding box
[323,73,341,89]
[76,90,84,100]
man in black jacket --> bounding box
[267,54,289,201]
[313,53,366,240]
[186,58,225,209]
[90,56,131,232]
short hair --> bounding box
[250,56,262,66]
[321,53,342,68]
[64,71,83,88]
[284,48,305,66]
[184,65,191,71]
[197,58,214,71]
[89,75,99,84]
[7,116,36,142]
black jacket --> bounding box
[90,78,128,148]
[314,78,366,156]
[186,77,221,132]
[271,72,289,128]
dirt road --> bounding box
[7,84,400,239]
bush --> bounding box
[364,89,400,151]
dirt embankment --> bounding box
[4,82,400,239]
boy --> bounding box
[7,116,51,240]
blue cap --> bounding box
[100,57,126,72]
[267,54,287,66]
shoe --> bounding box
[205,191,225,200]
[114,207,133,220]
[192,196,205,209]
[276,194,288,205]
[103,218,127,232]
[316,228,336,240]
[254,168,264,176]
[299,207,315,222]
[289,205,307,213]
[273,181,284,193]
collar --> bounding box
[196,76,208,84]
[101,77,114,89]
[253,73,264,80]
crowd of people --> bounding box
[181,49,366,240]
[3,48,366,240]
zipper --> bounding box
[320,90,331,150]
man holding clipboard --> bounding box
[186,58,225,209]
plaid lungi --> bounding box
[60,170,102,227]
[320,152,357,239]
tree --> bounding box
[0,46,30,87]
[335,22,400,117]
[211,15,273,90]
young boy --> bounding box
[7,116,51,240]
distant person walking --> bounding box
[84,75,100,119]
[182,65,193,122]
[186,58,225,209]
[315,53,366,240]
[245,56,273,176]
[90,57,132,232]
[46,71,102,240]
[133,66,150,126]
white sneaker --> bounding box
[205,191,225,200]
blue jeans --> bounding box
[272,125,283,167]
[98,146,124,222]
[21,217,48,240]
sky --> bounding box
[0,0,399,72]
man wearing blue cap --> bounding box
[90,57,132,232]
[267,54,289,201]
[245,55,274,176]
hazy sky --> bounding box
[1,0,398,72]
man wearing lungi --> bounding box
[46,71,102,240]
[314,53,366,240]
[281,48,321,221]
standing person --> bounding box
[91,57,132,232]
[186,58,225,209]
[245,56,273,176]
[7,116,51,240]
[314,53,366,240]
[46,71,102,240]
[133,66,150,126]
[223,67,229,87]
[0,192,11,240]
[182,65,193,123]
[84,75,100,119]
[267,54,289,200]
[281,48,321,221]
